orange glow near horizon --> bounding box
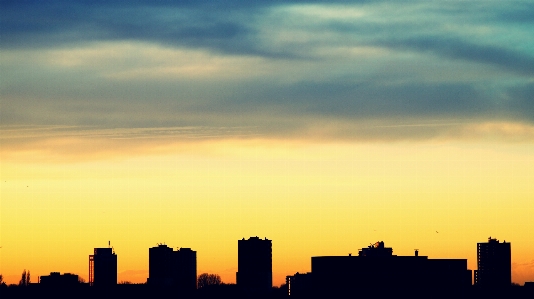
[1,137,533,286]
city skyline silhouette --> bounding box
[2,236,534,298]
[2,0,533,294]
[0,237,529,286]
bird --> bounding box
[436,231,439,233]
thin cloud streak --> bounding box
[0,125,261,140]
[373,123,465,128]
[2,121,534,164]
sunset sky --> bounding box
[1,1,533,286]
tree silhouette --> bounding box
[197,273,222,289]
[19,270,25,286]
[19,269,30,286]
[0,274,5,286]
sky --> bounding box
[1,0,533,286]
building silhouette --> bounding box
[40,272,80,287]
[175,247,197,292]
[286,272,312,297]
[358,241,392,257]
[475,237,511,288]
[89,246,117,287]
[148,244,174,287]
[148,244,197,292]
[301,241,472,296]
[236,236,272,292]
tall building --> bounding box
[236,236,272,291]
[475,237,511,287]
[89,246,117,287]
[148,244,174,286]
[148,244,197,291]
[175,247,197,292]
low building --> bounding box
[310,242,472,296]
[40,272,80,288]
[286,272,312,297]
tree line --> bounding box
[0,271,223,287]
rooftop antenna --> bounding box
[108,241,110,248]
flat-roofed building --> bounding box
[236,236,272,292]
[475,237,511,288]
[310,242,471,296]
[89,247,117,287]
[148,244,197,292]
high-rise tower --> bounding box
[148,244,175,286]
[475,237,511,287]
[236,236,272,291]
[175,247,197,291]
[89,244,117,287]
[148,244,197,291]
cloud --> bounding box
[1,2,245,50]
[1,1,533,146]
[2,1,350,58]
[377,36,534,76]
[505,82,534,121]
[0,125,260,140]
[2,1,532,60]
[0,124,266,162]
[488,2,534,24]
[2,120,534,164]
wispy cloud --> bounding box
[0,125,260,140]
[373,122,465,128]
[1,1,533,144]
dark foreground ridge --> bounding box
[1,284,534,299]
